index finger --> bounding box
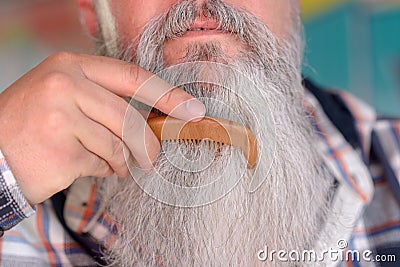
[75,54,205,122]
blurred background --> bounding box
[301,0,400,117]
[1,0,399,116]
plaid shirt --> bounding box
[0,80,399,266]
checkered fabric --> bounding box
[0,150,35,231]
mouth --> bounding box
[177,19,227,38]
[189,20,219,31]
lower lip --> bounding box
[181,29,225,38]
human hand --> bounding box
[0,52,205,205]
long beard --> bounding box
[96,1,334,266]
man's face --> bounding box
[88,1,333,266]
[106,0,296,64]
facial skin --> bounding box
[81,0,298,64]
[110,0,294,40]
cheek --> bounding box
[223,0,293,39]
[110,0,177,44]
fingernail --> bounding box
[186,99,206,120]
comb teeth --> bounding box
[162,139,227,149]
[147,116,258,169]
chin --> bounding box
[163,35,245,65]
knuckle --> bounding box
[121,63,145,98]
[42,109,70,133]
[41,72,74,95]
[123,109,142,135]
[76,153,99,178]
[155,88,181,111]
[47,51,78,65]
[122,63,141,86]
[103,168,114,178]
[95,160,112,178]
[51,145,81,179]
[109,136,125,161]
[117,167,130,178]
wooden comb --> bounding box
[147,116,258,169]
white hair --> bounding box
[94,1,334,266]
[93,0,118,56]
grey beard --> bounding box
[95,0,334,266]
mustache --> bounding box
[138,0,268,43]
[131,0,283,75]
[165,0,241,39]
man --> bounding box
[0,0,399,266]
